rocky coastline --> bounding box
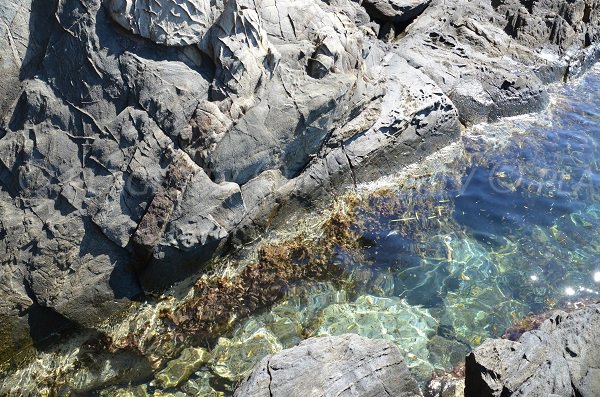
[1,0,600,394]
[234,303,600,397]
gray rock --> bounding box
[0,0,599,364]
[234,334,422,397]
[464,304,600,397]
[107,0,216,46]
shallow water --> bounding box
[181,66,600,393]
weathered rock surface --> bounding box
[0,0,599,363]
[465,303,600,397]
[108,0,215,46]
[233,333,422,397]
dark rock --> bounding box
[465,304,600,397]
[362,0,432,24]
[233,333,422,397]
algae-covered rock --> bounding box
[155,347,210,389]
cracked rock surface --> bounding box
[233,333,422,397]
[465,304,600,397]
[0,0,599,362]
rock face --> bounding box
[465,304,600,397]
[0,0,599,361]
[107,0,215,46]
[233,333,422,397]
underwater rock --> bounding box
[181,371,225,397]
[154,347,210,389]
[234,334,422,397]
[465,303,600,397]
[441,288,529,347]
[427,335,470,371]
[209,327,282,382]
[439,236,530,346]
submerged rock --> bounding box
[209,327,282,382]
[233,334,422,397]
[154,347,210,389]
[465,303,600,397]
[317,295,439,378]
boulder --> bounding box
[464,304,600,397]
[233,334,422,397]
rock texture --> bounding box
[465,303,600,397]
[0,0,599,362]
[233,333,422,397]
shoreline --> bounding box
[1,0,600,394]
[2,64,599,394]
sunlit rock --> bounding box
[107,0,215,46]
[209,328,282,381]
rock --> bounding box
[233,334,422,397]
[181,371,226,397]
[0,0,599,365]
[108,0,215,46]
[427,335,470,370]
[464,304,600,397]
[427,378,465,397]
[209,327,282,382]
[316,295,438,378]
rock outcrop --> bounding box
[465,303,600,397]
[233,333,422,397]
[0,0,599,362]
